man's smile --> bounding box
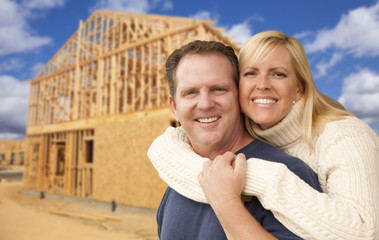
[196,116,221,123]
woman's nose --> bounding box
[256,75,271,90]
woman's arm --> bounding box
[148,127,208,202]
[252,120,379,239]
[199,152,277,240]
[147,125,379,239]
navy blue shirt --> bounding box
[157,139,322,240]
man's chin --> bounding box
[194,135,222,147]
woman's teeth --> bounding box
[253,99,276,104]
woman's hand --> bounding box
[198,152,247,209]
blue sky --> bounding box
[1,0,379,139]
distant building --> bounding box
[0,139,25,166]
[23,10,239,209]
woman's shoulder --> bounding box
[319,116,378,144]
[323,116,371,132]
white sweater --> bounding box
[147,102,379,240]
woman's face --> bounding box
[239,46,303,129]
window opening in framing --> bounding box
[10,153,15,165]
[19,152,24,165]
[56,143,65,176]
[85,140,94,163]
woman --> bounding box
[148,30,379,239]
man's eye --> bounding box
[184,90,196,96]
[211,87,227,94]
[215,88,226,92]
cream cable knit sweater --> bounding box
[147,102,379,240]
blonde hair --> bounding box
[239,30,354,147]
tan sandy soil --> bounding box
[0,176,159,240]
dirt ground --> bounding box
[0,167,159,240]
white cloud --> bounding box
[30,62,46,77]
[190,10,219,21]
[188,12,253,46]
[90,0,150,13]
[226,20,253,46]
[152,0,173,10]
[314,52,344,78]
[293,31,313,40]
[190,11,253,46]
[0,58,24,72]
[224,15,264,46]
[0,0,52,57]
[0,75,29,140]
[89,0,173,13]
[304,2,379,57]
[21,0,65,10]
[0,0,23,27]
[161,0,173,10]
[338,68,379,125]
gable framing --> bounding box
[27,10,239,129]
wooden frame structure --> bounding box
[24,10,239,209]
[0,140,25,166]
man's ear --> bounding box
[169,96,179,121]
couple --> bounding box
[148,30,379,239]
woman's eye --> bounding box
[243,71,255,77]
[273,72,286,77]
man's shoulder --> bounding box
[239,140,321,192]
[158,187,227,239]
[238,139,297,162]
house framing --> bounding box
[23,10,239,209]
[0,140,25,166]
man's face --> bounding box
[170,53,242,158]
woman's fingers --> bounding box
[234,153,247,177]
[198,160,211,180]
[212,151,236,167]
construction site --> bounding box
[0,140,25,166]
[20,10,239,210]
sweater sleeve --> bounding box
[147,124,379,239]
[244,127,379,239]
[147,126,209,203]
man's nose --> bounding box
[197,92,214,110]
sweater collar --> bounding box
[251,99,303,148]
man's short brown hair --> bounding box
[166,40,239,100]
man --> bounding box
[154,40,321,239]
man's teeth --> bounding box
[197,117,220,123]
[254,99,276,104]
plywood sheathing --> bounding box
[93,109,171,209]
